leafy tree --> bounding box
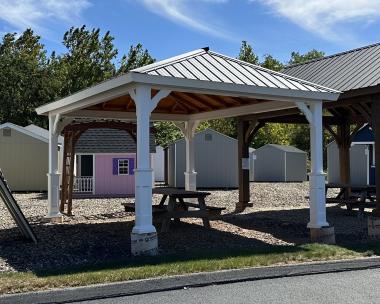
[288,49,325,65]
[252,124,293,148]
[0,29,53,126]
[238,41,259,65]
[118,43,155,74]
[56,26,118,97]
[261,54,284,72]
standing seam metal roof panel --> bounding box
[282,43,380,92]
[132,48,338,94]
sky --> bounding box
[0,0,380,64]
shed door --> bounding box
[80,155,93,177]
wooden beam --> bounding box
[239,108,300,121]
[371,97,380,215]
[236,119,251,213]
[323,123,340,144]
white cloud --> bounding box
[255,0,380,42]
[140,0,237,41]
[0,0,91,33]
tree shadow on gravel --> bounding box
[221,205,371,245]
[0,219,305,275]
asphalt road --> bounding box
[76,268,380,304]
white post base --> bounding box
[46,172,62,222]
[131,232,158,256]
[133,168,157,234]
[184,171,197,191]
[307,173,329,228]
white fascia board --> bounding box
[36,74,134,115]
[64,101,296,122]
[188,101,296,121]
[129,72,340,102]
[65,109,189,122]
[36,70,339,117]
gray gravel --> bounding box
[0,182,366,273]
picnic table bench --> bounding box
[122,187,225,232]
[325,183,376,212]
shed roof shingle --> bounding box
[75,129,156,154]
[282,43,380,92]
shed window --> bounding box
[2,128,11,137]
[118,159,130,175]
[205,133,212,141]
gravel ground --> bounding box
[0,182,367,273]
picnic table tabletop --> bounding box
[152,187,211,198]
[325,183,376,192]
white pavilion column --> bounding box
[46,114,62,222]
[184,121,199,191]
[129,85,170,255]
[307,102,329,229]
[296,100,334,243]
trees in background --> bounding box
[0,29,55,126]
[0,29,327,151]
[0,27,154,128]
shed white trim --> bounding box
[0,122,49,143]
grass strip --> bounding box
[0,243,375,295]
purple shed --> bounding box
[73,128,156,197]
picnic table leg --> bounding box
[161,196,175,232]
[173,198,188,224]
[158,194,168,208]
[198,197,211,229]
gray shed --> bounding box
[327,141,370,186]
[167,129,238,188]
[253,144,307,182]
[0,123,63,191]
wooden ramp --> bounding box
[0,170,37,243]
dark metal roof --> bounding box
[75,129,156,154]
[282,43,380,92]
[133,48,339,94]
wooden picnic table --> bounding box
[122,187,225,232]
[325,183,376,211]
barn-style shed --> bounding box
[0,123,63,191]
[253,144,307,182]
[167,128,238,188]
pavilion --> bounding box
[36,48,339,255]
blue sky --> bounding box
[1,0,380,64]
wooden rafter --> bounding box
[171,92,213,111]
[166,94,200,113]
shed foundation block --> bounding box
[45,215,63,223]
[309,226,335,244]
[131,232,158,256]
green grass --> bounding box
[0,243,378,295]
